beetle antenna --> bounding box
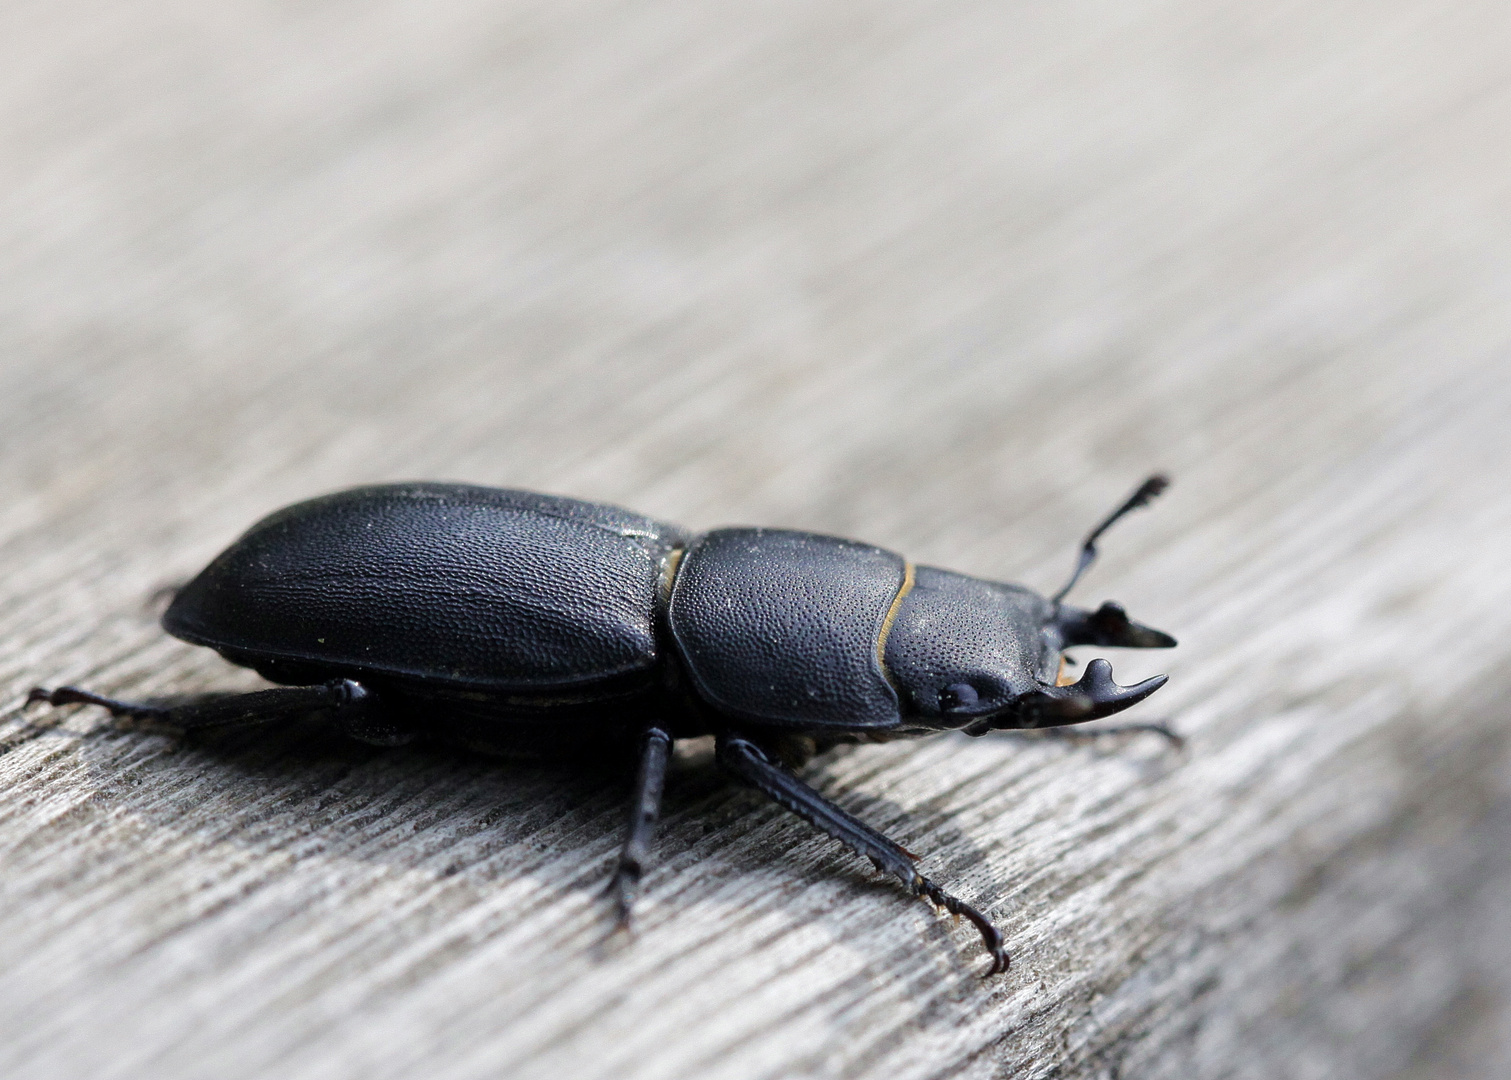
[1050,474,1170,606]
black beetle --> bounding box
[29,476,1176,975]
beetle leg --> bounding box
[27,679,385,733]
[27,686,170,720]
[605,724,674,930]
[716,734,1008,976]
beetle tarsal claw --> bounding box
[917,881,1008,975]
[1019,658,1168,725]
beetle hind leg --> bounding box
[27,678,390,736]
[605,724,674,930]
[27,685,170,720]
[716,734,1008,976]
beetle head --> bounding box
[882,568,1175,733]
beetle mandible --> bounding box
[29,476,1177,975]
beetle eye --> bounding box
[940,683,979,712]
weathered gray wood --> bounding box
[3,1,1510,1077]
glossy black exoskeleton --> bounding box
[30,477,1178,975]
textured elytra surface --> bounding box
[3,2,1511,1080]
[166,483,685,691]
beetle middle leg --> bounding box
[605,723,674,929]
[716,734,1008,976]
[26,679,397,739]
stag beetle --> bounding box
[30,476,1177,975]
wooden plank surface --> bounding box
[3,2,1510,1077]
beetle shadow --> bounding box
[57,708,1004,980]
[993,718,1189,780]
[62,709,631,907]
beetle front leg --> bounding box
[716,734,1008,976]
[26,679,391,736]
[605,723,674,929]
